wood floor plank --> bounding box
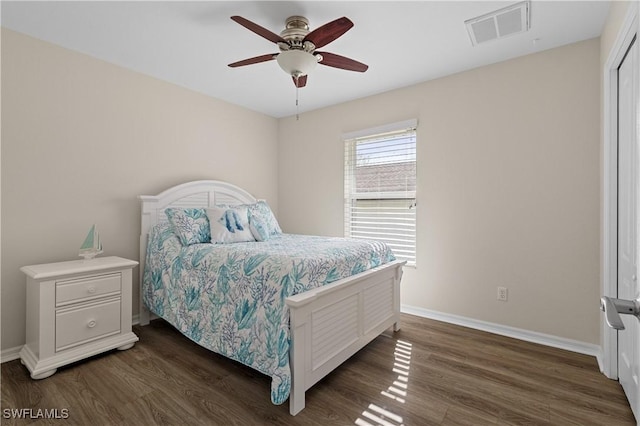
[1,314,635,425]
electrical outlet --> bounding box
[497,287,508,301]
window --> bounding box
[344,120,417,264]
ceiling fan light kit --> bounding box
[276,50,318,78]
[228,14,368,89]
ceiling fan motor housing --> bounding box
[280,16,309,41]
[279,16,316,52]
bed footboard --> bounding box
[286,259,405,415]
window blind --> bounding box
[344,123,417,264]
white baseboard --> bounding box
[1,346,22,363]
[596,347,605,373]
[3,310,601,364]
[401,304,601,358]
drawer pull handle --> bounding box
[87,286,97,294]
[87,320,97,328]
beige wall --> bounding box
[279,39,601,344]
[0,27,605,352]
[1,29,279,351]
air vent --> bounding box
[465,1,530,46]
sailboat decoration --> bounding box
[79,224,103,260]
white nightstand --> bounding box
[19,256,139,379]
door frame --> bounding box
[602,1,639,380]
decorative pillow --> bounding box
[206,206,255,244]
[248,200,282,236]
[165,208,210,246]
[248,210,270,242]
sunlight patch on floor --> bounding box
[355,339,412,426]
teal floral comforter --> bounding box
[142,223,395,405]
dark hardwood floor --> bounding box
[1,314,635,425]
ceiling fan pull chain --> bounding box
[295,76,300,121]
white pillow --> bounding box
[206,206,255,244]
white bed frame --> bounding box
[138,180,405,415]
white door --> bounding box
[618,34,640,421]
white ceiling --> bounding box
[1,1,610,118]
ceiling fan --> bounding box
[228,15,368,88]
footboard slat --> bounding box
[286,260,405,415]
[312,311,358,350]
[364,280,394,333]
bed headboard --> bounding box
[138,180,257,324]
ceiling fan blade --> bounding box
[303,17,353,49]
[228,53,278,68]
[231,16,285,44]
[317,51,368,72]
[292,75,308,88]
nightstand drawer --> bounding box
[56,273,121,306]
[55,298,121,351]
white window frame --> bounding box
[343,119,418,265]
